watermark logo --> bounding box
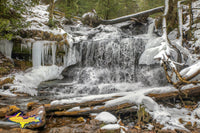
[6,112,41,128]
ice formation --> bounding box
[0,40,13,59]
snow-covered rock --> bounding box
[95,112,117,124]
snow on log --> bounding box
[45,97,121,113]
[48,86,200,117]
[101,6,164,25]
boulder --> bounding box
[25,106,46,129]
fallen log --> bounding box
[53,103,134,117]
[148,86,200,101]
[100,6,164,25]
[46,86,200,117]
[45,96,121,113]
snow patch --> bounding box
[23,4,66,35]
[101,124,120,130]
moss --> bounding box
[0,57,14,77]
[14,60,32,70]
[149,12,163,19]
[12,43,31,55]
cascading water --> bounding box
[37,20,167,100]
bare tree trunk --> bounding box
[189,2,193,30]
[166,0,178,34]
[48,0,55,27]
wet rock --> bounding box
[26,106,46,129]
[0,105,20,117]
[90,119,103,126]
[27,102,41,110]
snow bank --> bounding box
[9,65,64,96]
[139,37,164,65]
[0,90,16,97]
[104,86,200,131]
[180,61,200,78]
[95,112,117,124]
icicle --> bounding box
[0,40,13,59]
[41,44,45,66]
[27,42,32,54]
[32,41,43,67]
[51,43,57,65]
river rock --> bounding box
[26,106,46,129]
[0,105,20,117]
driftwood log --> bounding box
[44,86,200,117]
[100,6,164,25]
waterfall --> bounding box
[6,20,167,98]
[148,19,155,37]
[44,23,168,99]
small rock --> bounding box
[0,105,20,117]
[25,106,46,129]
[77,117,85,123]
